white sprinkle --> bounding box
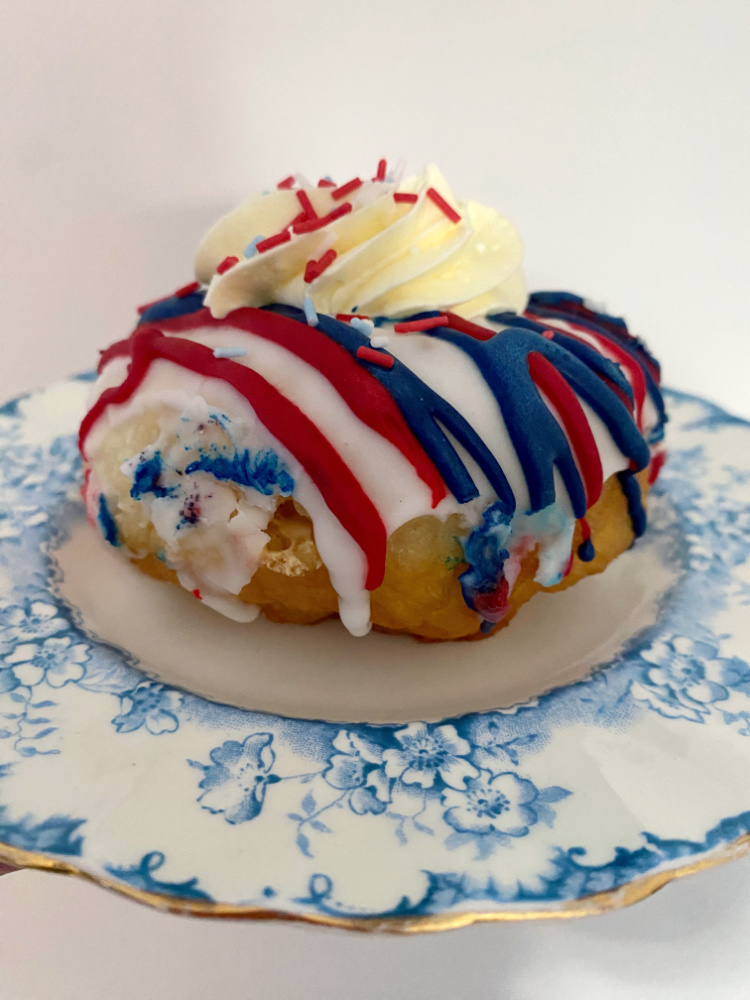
[303,295,319,327]
[295,171,313,189]
[350,317,375,336]
[369,335,390,348]
[244,236,264,258]
[213,347,247,359]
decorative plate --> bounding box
[0,378,749,932]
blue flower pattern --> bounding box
[113,682,182,735]
[0,383,749,920]
[189,720,570,862]
[191,733,279,824]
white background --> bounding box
[1,0,750,997]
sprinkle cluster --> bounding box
[215,160,464,291]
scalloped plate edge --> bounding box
[1,833,748,934]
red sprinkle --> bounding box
[336,313,370,322]
[356,346,394,369]
[288,211,308,228]
[444,312,496,341]
[255,230,292,253]
[542,329,555,340]
[192,589,202,600]
[292,202,353,234]
[277,175,296,189]
[579,517,591,542]
[394,315,449,333]
[426,187,461,223]
[296,189,317,220]
[374,159,387,182]
[175,281,201,298]
[304,249,337,283]
[393,192,418,204]
[317,177,336,188]
[332,177,363,201]
[216,256,239,275]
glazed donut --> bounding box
[80,164,666,640]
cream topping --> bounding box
[195,165,527,320]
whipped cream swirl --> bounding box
[195,165,527,320]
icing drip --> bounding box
[577,518,595,562]
[618,469,648,539]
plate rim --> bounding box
[1,832,748,932]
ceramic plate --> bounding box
[0,379,749,932]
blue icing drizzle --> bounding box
[185,447,294,496]
[130,452,175,500]
[430,324,650,520]
[520,294,667,445]
[137,290,206,326]
[578,537,596,562]
[618,470,647,539]
[266,305,516,511]
[97,494,120,546]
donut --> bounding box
[80,163,666,640]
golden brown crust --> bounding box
[132,471,649,641]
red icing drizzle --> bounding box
[102,307,447,509]
[649,450,667,484]
[527,313,647,431]
[527,351,604,508]
[82,327,389,591]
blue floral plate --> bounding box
[0,378,749,932]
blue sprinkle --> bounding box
[350,318,374,337]
[243,236,264,258]
[480,619,495,634]
[578,537,596,562]
[213,346,247,359]
[303,295,319,327]
[97,495,120,547]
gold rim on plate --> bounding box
[1,833,748,934]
